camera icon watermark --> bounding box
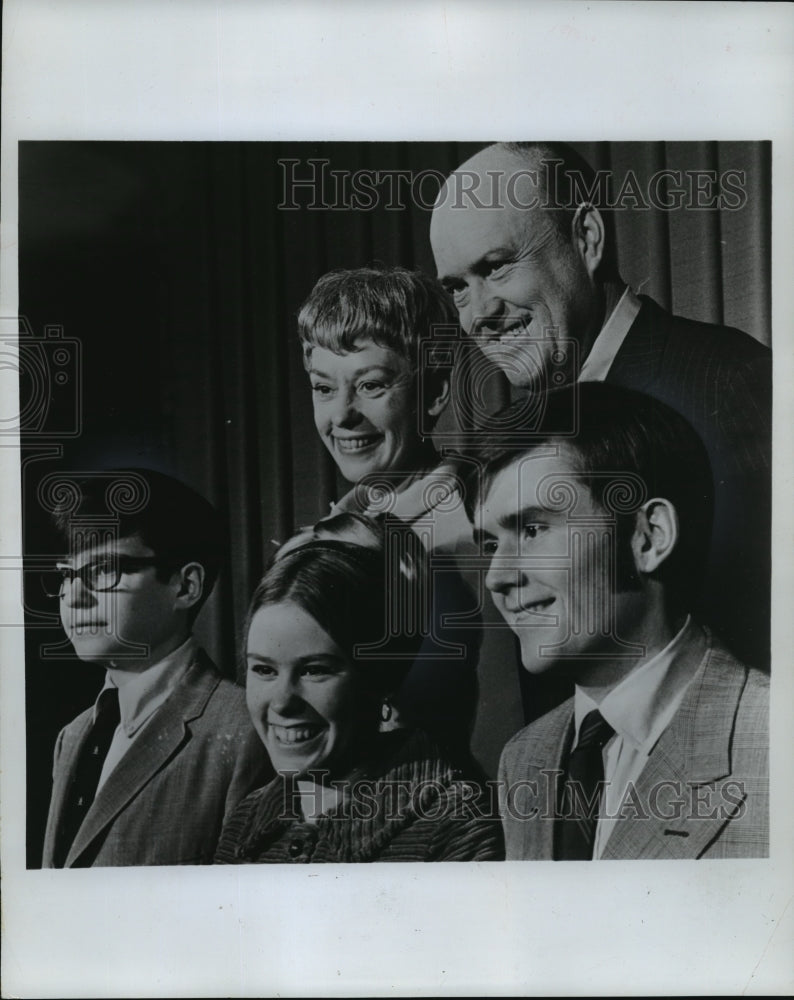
[0,316,82,439]
[417,323,579,445]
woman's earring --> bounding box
[381,699,393,723]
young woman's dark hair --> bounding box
[246,537,429,698]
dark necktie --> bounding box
[554,708,614,861]
[53,686,121,867]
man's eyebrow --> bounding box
[480,246,515,260]
[439,246,516,285]
[59,553,116,570]
[471,504,555,546]
[63,551,117,562]
[497,504,555,532]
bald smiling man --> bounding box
[430,142,771,671]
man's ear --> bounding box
[425,374,451,420]
[571,203,605,280]
[173,562,205,612]
[631,499,679,574]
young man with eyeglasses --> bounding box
[40,468,270,868]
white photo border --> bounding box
[2,1,793,996]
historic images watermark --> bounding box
[278,158,749,213]
[277,773,749,824]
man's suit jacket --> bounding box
[499,630,769,860]
[42,650,271,867]
[605,295,772,669]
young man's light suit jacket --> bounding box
[498,629,769,860]
[42,649,270,867]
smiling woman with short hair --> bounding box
[298,265,455,501]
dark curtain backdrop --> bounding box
[19,141,771,865]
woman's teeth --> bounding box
[270,725,322,744]
[335,436,379,452]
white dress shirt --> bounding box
[573,617,706,858]
[577,286,642,383]
[94,636,198,792]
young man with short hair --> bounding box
[463,382,768,860]
[41,468,270,867]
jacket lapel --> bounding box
[44,710,94,865]
[604,296,669,394]
[602,636,747,860]
[516,705,574,861]
[65,654,220,866]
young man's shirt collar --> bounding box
[98,635,197,738]
[575,615,703,753]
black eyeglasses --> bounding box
[41,556,169,598]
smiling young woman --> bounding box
[214,534,503,864]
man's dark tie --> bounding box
[554,708,614,861]
[53,686,120,868]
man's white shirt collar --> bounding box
[577,286,642,383]
[574,616,704,755]
[97,636,197,737]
